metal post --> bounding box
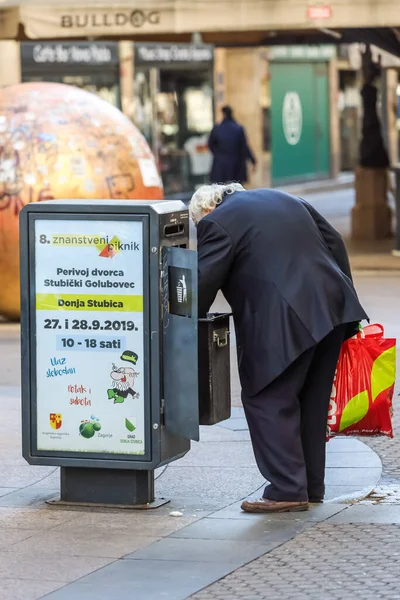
[150,67,160,162]
[393,167,400,253]
[59,467,155,507]
[380,68,389,153]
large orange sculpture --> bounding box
[0,82,164,321]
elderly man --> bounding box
[190,183,368,513]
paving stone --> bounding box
[0,551,112,582]
[55,512,198,538]
[45,560,236,600]
[0,528,37,550]
[325,451,382,469]
[0,466,57,489]
[0,578,64,600]
[191,524,400,599]
[325,437,372,453]
[217,418,249,432]
[168,441,257,468]
[0,487,58,507]
[207,502,347,522]
[5,530,159,559]
[324,484,378,502]
[198,427,251,442]
[327,504,400,524]
[125,537,267,565]
[321,467,382,486]
[0,507,77,530]
[156,466,265,504]
[0,489,18,499]
[170,516,308,543]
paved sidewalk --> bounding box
[0,373,380,600]
[191,272,400,600]
[1,188,399,599]
[0,309,382,600]
[193,517,400,600]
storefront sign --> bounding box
[306,4,333,20]
[60,10,161,30]
[34,219,145,455]
[21,42,119,66]
[269,45,336,61]
[135,43,213,65]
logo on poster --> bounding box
[49,233,140,258]
[50,413,62,430]
[125,417,136,433]
[79,415,102,439]
[121,417,143,446]
[282,92,303,146]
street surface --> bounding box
[193,189,400,600]
[0,188,399,599]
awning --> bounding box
[0,0,400,57]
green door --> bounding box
[270,62,330,184]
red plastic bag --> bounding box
[327,324,396,439]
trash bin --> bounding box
[198,313,231,425]
[20,197,233,507]
[19,198,199,507]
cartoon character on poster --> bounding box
[107,350,140,404]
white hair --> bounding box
[189,183,245,225]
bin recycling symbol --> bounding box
[168,267,192,317]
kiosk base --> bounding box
[56,467,160,507]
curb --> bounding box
[166,175,355,205]
[280,176,354,197]
[350,256,400,272]
[326,439,383,505]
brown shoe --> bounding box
[241,498,309,513]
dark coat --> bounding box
[208,118,256,184]
[197,189,368,397]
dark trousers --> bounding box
[242,325,347,502]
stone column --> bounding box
[0,41,21,87]
[351,47,392,241]
[352,167,391,239]
[386,68,398,166]
[213,48,227,119]
[223,47,268,188]
[118,41,134,121]
[328,56,340,179]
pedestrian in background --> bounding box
[208,106,256,184]
[190,183,368,513]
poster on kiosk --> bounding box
[34,218,147,456]
[20,200,200,483]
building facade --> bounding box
[0,39,364,191]
[132,42,214,195]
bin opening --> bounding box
[164,223,185,237]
